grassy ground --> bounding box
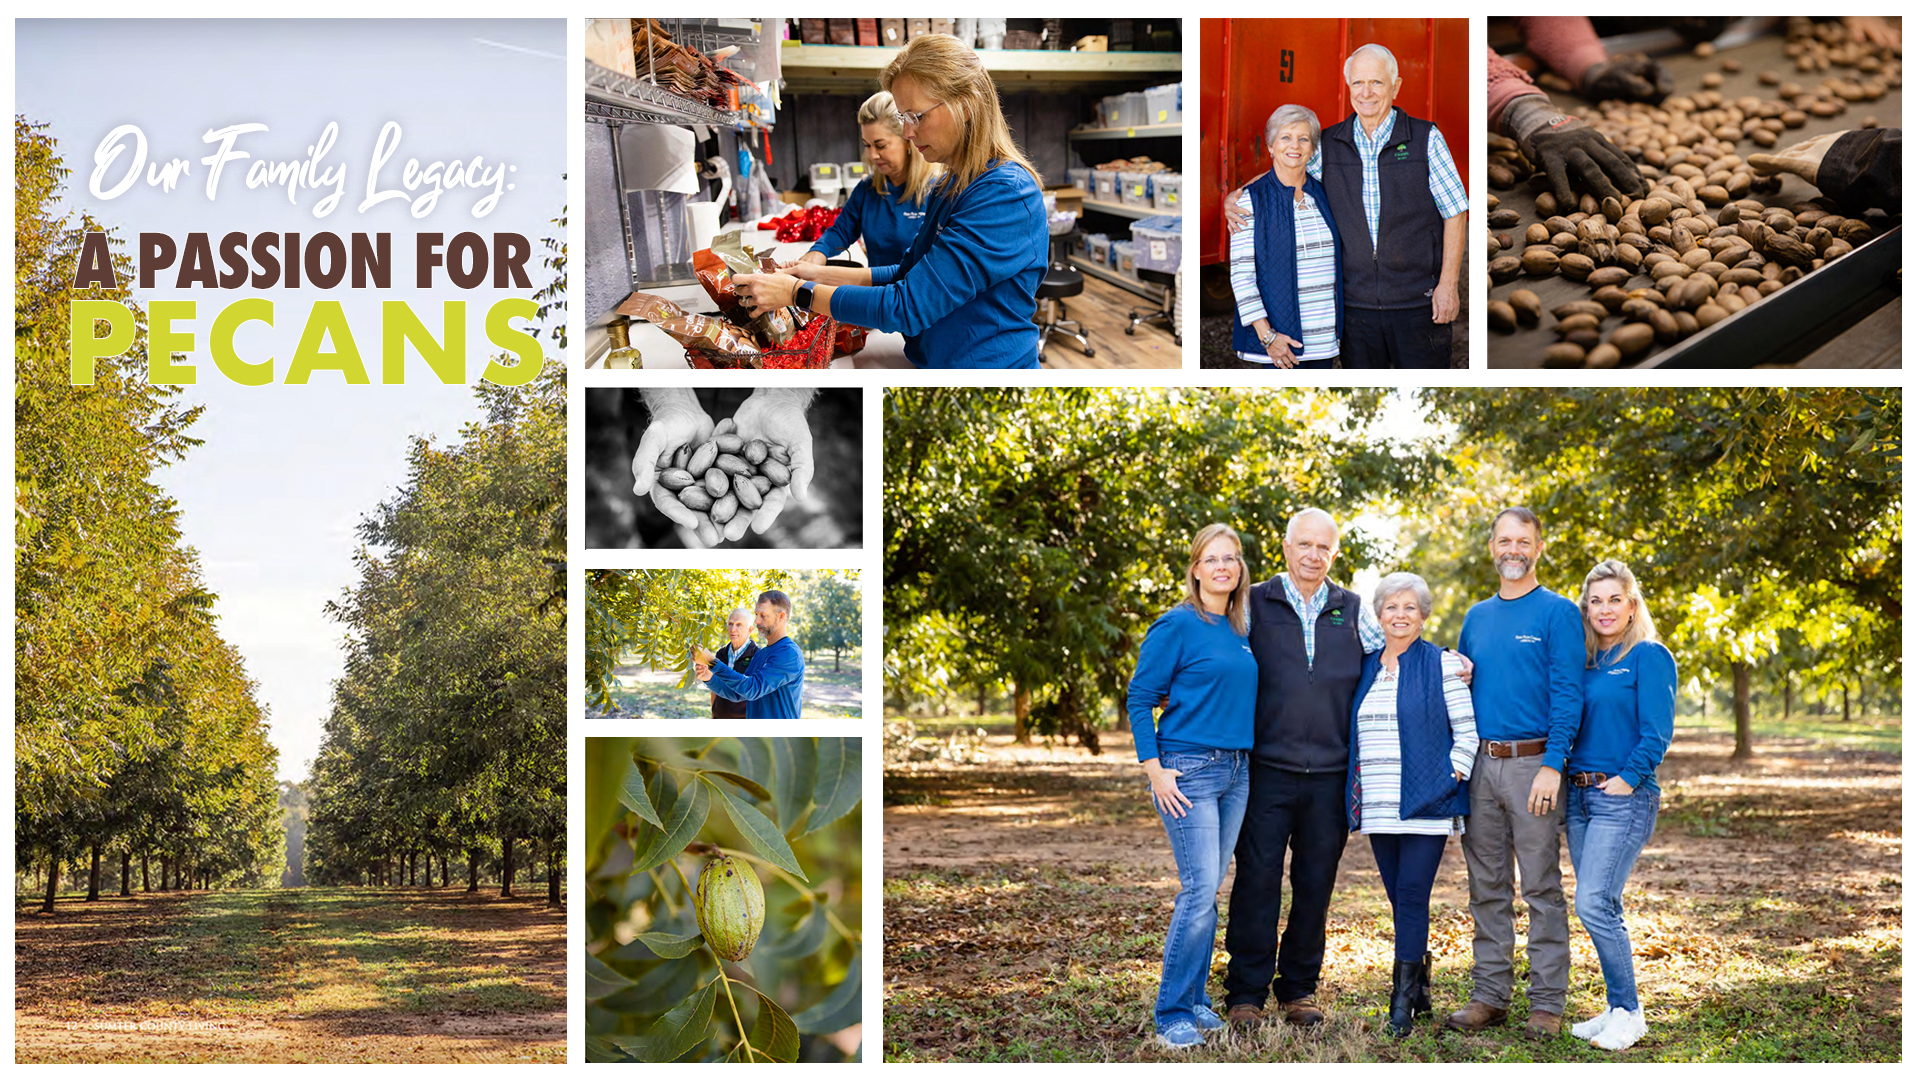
[15,887,565,1063]
[613,652,862,719]
[881,719,1901,1062]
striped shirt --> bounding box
[1230,188,1341,365]
[1354,651,1479,836]
[1279,575,1386,666]
[1308,111,1471,247]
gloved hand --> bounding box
[1504,95,1647,214]
[1749,128,1901,214]
[729,388,817,539]
[1579,54,1673,104]
[631,388,717,541]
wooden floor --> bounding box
[1039,273,1182,368]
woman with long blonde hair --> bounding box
[735,33,1050,369]
[1125,524,1259,1049]
[1565,559,1674,1051]
[795,90,937,271]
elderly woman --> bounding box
[1229,104,1344,369]
[1566,560,1674,1051]
[794,90,937,272]
[736,34,1049,369]
[1345,572,1476,1038]
[1126,524,1260,1050]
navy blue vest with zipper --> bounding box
[1322,108,1442,311]
[1248,577,1367,772]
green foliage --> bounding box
[586,738,862,1063]
[583,569,795,710]
[792,570,863,672]
[15,116,280,899]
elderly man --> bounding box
[1228,43,1470,368]
[709,609,759,720]
[1223,509,1386,1028]
[1450,508,1586,1038]
[694,590,806,720]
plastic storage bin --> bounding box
[1088,233,1113,266]
[1145,83,1182,126]
[1112,240,1138,275]
[1130,214,1182,275]
[1118,91,1148,127]
[1090,169,1119,201]
[1101,96,1123,128]
[1082,231,1108,259]
[1067,166,1090,193]
[1152,172,1182,211]
[1117,170,1153,208]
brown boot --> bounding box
[1281,998,1326,1026]
[1444,1000,1510,1032]
[1525,1010,1561,1038]
[1226,1003,1265,1029]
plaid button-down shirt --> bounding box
[1309,108,1471,247]
[1279,575,1386,666]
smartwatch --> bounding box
[795,280,817,311]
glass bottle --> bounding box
[605,317,642,370]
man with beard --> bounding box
[1448,507,1586,1037]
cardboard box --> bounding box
[930,18,953,37]
[1046,185,1085,216]
[799,18,827,45]
[908,19,929,40]
[1073,35,1108,52]
[586,18,636,78]
[781,191,812,207]
[857,17,878,46]
[881,18,906,46]
[828,18,855,45]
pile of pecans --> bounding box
[653,416,794,537]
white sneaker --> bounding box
[1570,1009,1613,1039]
[1591,1007,1647,1051]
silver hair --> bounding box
[1264,104,1322,157]
[1373,572,1433,618]
[1344,43,1400,87]
[1284,507,1340,545]
[726,608,753,623]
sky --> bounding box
[17,19,567,782]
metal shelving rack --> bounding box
[1068,116,1180,306]
[585,61,751,128]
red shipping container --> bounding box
[1199,19,1469,302]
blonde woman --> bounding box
[735,33,1049,369]
[1125,524,1259,1050]
[1566,560,1674,1051]
[795,90,935,271]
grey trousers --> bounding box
[1461,747,1570,1014]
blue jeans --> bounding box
[1152,748,1250,1033]
[1368,833,1449,962]
[1567,784,1660,1011]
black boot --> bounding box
[1413,951,1433,1017]
[1387,958,1422,1038]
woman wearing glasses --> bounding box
[735,33,1049,369]
[794,90,937,272]
[1125,524,1260,1050]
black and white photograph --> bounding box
[585,388,863,549]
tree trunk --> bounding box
[1731,661,1754,760]
[547,834,562,906]
[141,852,151,893]
[1843,683,1852,724]
[43,848,60,913]
[88,843,102,901]
[834,647,842,672]
[1012,680,1032,744]
[977,681,988,716]
[467,850,479,893]
[500,831,516,897]
[120,850,132,897]
[1782,673,1792,719]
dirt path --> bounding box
[16,887,566,1063]
[883,727,1901,1061]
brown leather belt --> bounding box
[1482,738,1547,759]
[1569,771,1610,787]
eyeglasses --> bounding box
[894,100,948,130]
[1200,555,1242,569]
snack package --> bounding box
[693,249,739,313]
[617,292,760,360]
[711,231,797,347]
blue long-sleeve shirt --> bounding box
[828,160,1047,369]
[807,178,925,271]
[1573,641,1676,791]
[1126,605,1259,762]
[1457,585,1585,769]
[705,636,805,719]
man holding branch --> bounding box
[694,590,807,720]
